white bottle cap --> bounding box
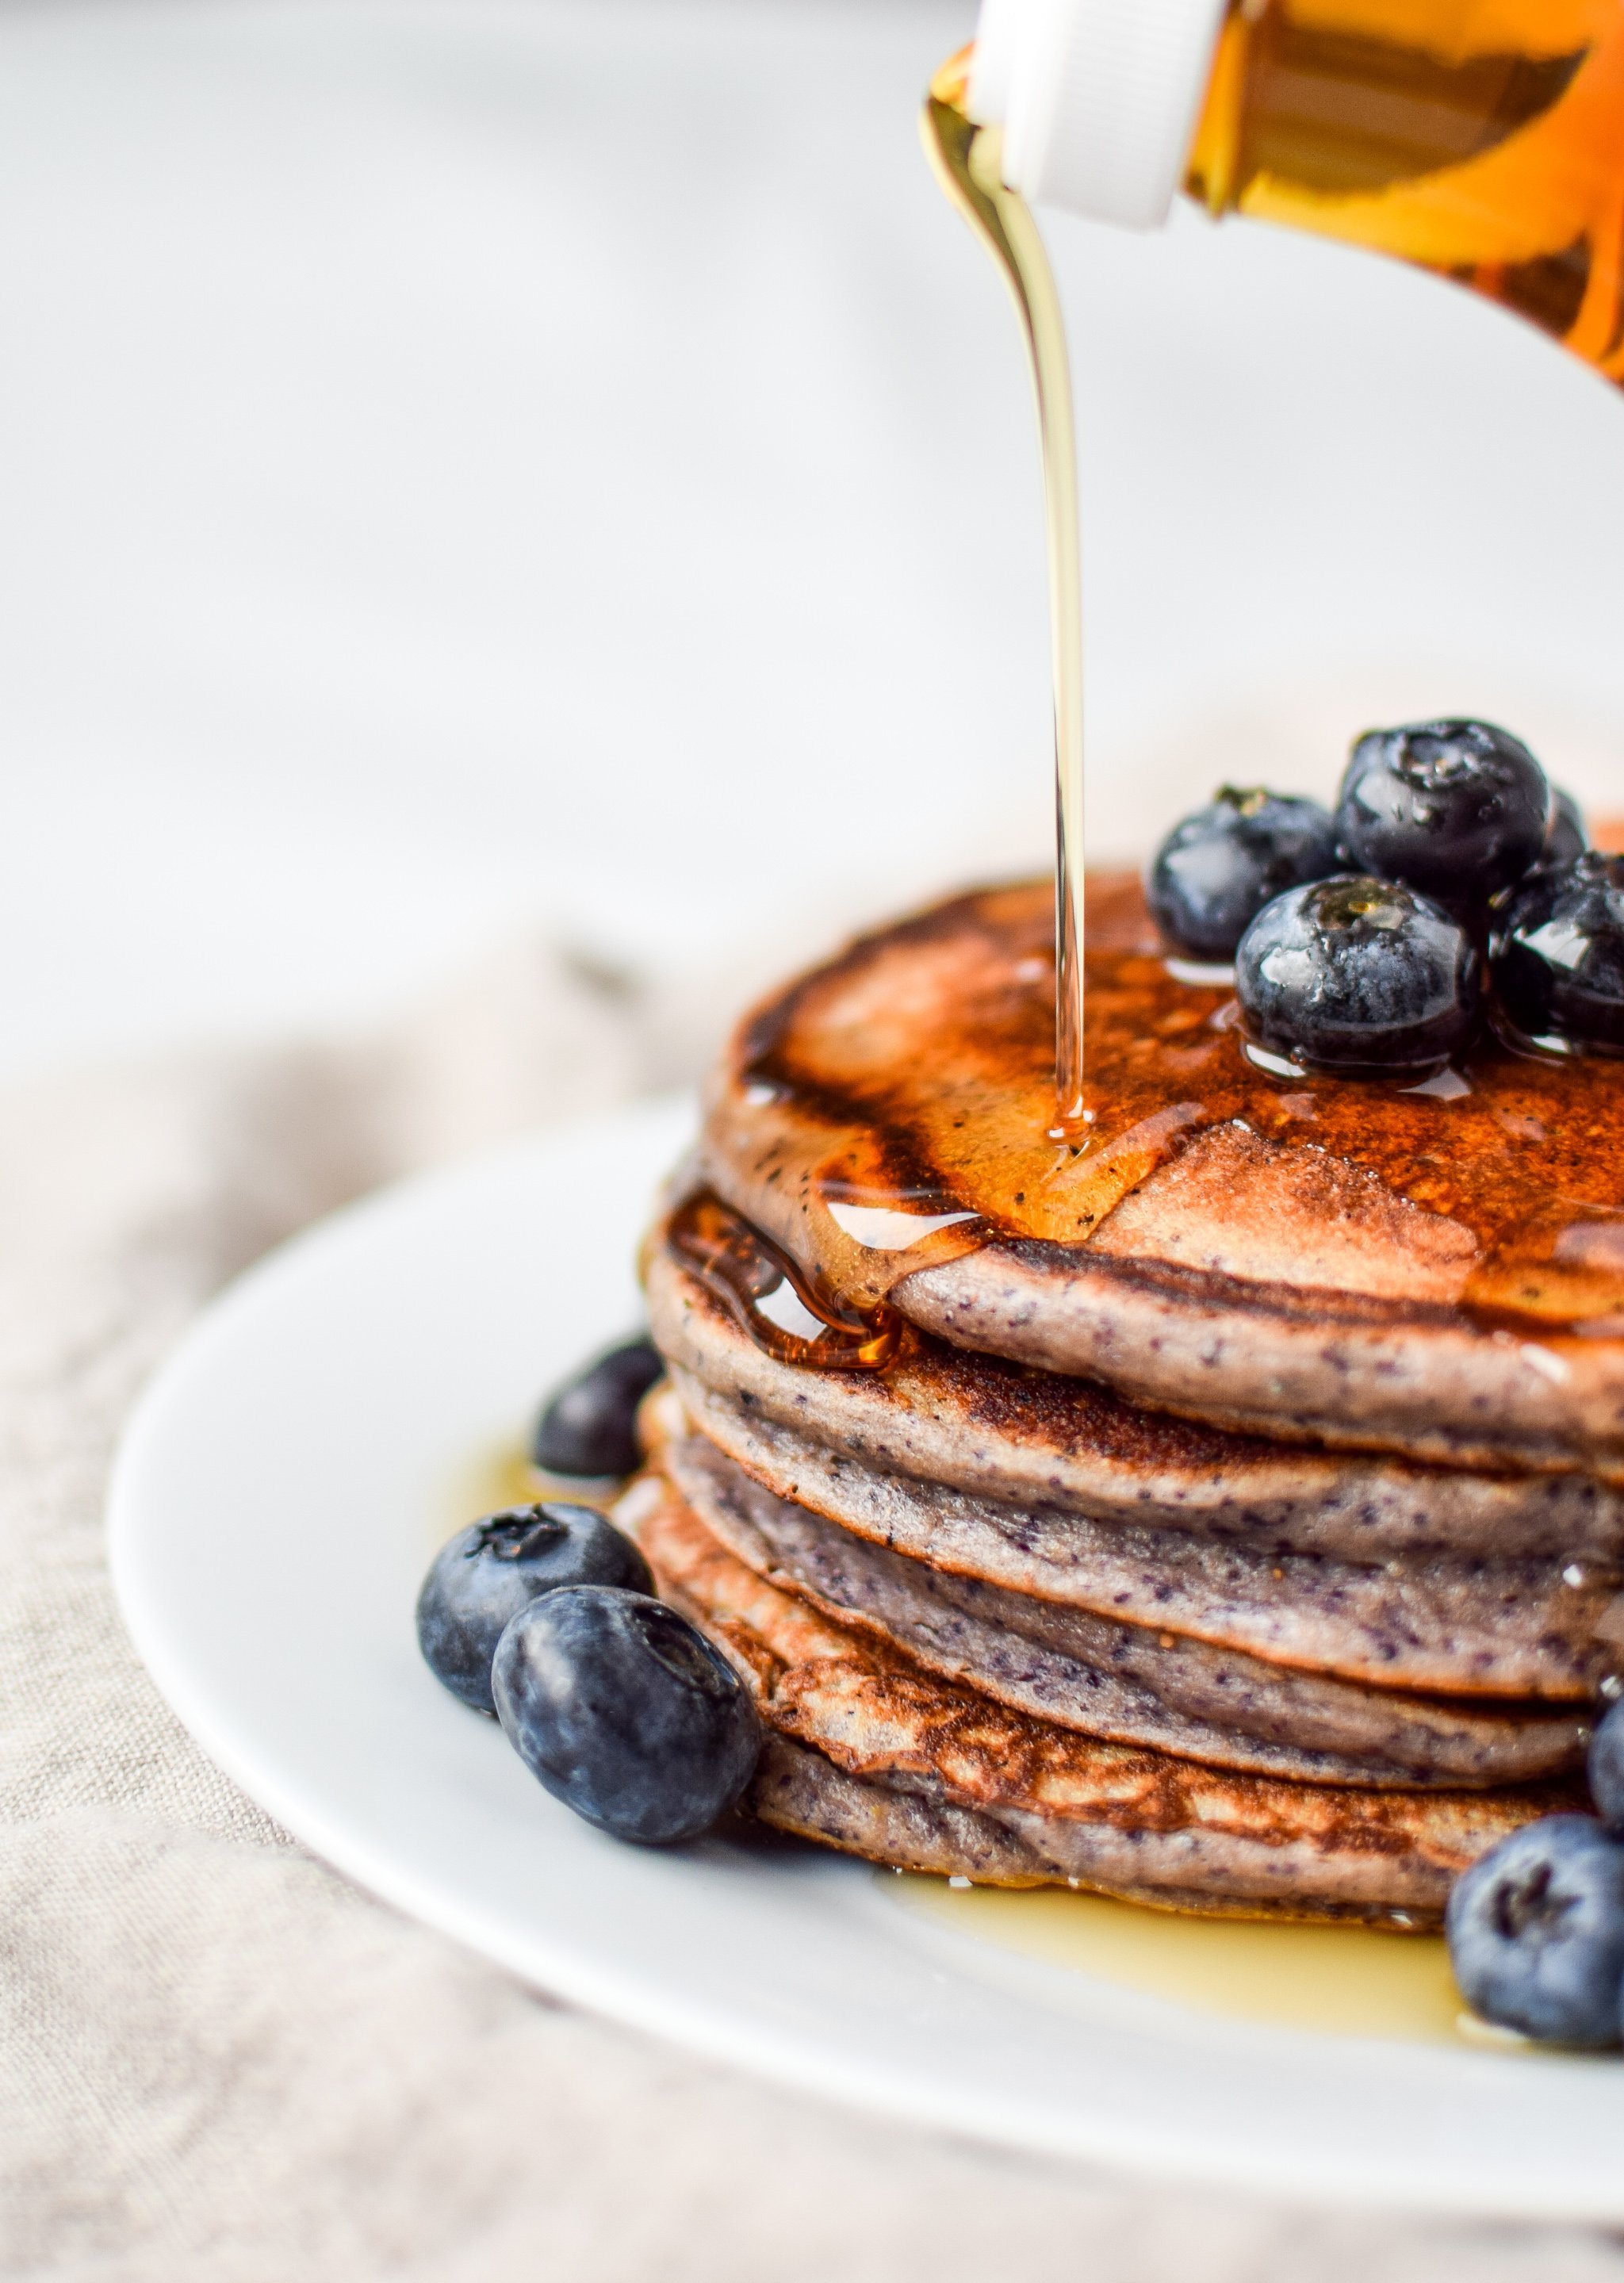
[965,0,1028,124]
[970,0,1229,229]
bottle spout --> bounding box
[967,0,1228,228]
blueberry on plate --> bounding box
[1588,1698,1624,1830]
[532,1335,665,1478]
[492,1585,760,1845]
[1146,786,1339,961]
[1235,875,1478,1078]
[417,1503,653,1715]
[1490,852,1624,1055]
[1542,786,1588,870]
[1336,720,1549,917]
[1446,1814,1624,2047]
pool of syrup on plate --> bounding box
[436,1444,622,1557]
[887,1869,1525,2047]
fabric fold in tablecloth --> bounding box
[3,928,1623,2282]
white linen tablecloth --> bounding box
[5,940,1624,2281]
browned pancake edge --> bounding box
[617,1465,1573,1923]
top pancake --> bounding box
[697,876,1624,1473]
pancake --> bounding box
[645,1232,1624,1563]
[695,877,1624,1473]
[622,1465,1570,1922]
[645,1239,1623,1699]
[661,1425,1587,1786]
[667,1375,1614,1699]
[748,1740,1525,1920]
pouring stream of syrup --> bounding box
[922,54,1088,1144]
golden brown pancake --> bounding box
[667,1351,1617,1698]
[695,877,1624,1473]
[666,1372,1612,1699]
[621,1465,1571,1923]
[659,1424,1587,1787]
[645,1233,1624,1563]
[645,1237,1623,1700]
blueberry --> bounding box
[531,1335,664,1478]
[492,1585,760,1844]
[1146,787,1339,960]
[1542,786,1588,870]
[1336,720,1549,918]
[416,1504,652,1715]
[1446,1815,1624,2047]
[1235,876,1478,1078]
[1490,852,1624,1055]
[1589,1699,1624,1830]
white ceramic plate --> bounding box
[109,1096,1624,2220]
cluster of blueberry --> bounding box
[416,1339,760,1845]
[1147,718,1624,1077]
[1450,1711,1624,2047]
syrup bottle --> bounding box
[967,0,1624,386]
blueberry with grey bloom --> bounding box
[1489,852,1624,1055]
[416,1503,652,1715]
[492,1585,761,1844]
[1235,875,1478,1077]
[532,1335,664,1477]
[1588,1698,1624,1830]
[1336,719,1549,919]
[1446,1815,1624,2047]
[1146,786,1339,960]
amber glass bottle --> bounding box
[967,0,1624,385]
[1185,0,1624,381]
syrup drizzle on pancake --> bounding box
[707,875,1624,1335]
[668,1192,904,1370]
[922,52,1090,1142]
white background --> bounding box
[2,0,1623,1079]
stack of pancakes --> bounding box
[620,875,1624,1925]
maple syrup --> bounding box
[666,1190,904,1369]
[709,872,1624,1331]
[923,53,1089,1142]
[890,1871,1509,2046]
[437,1443,626,1559]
